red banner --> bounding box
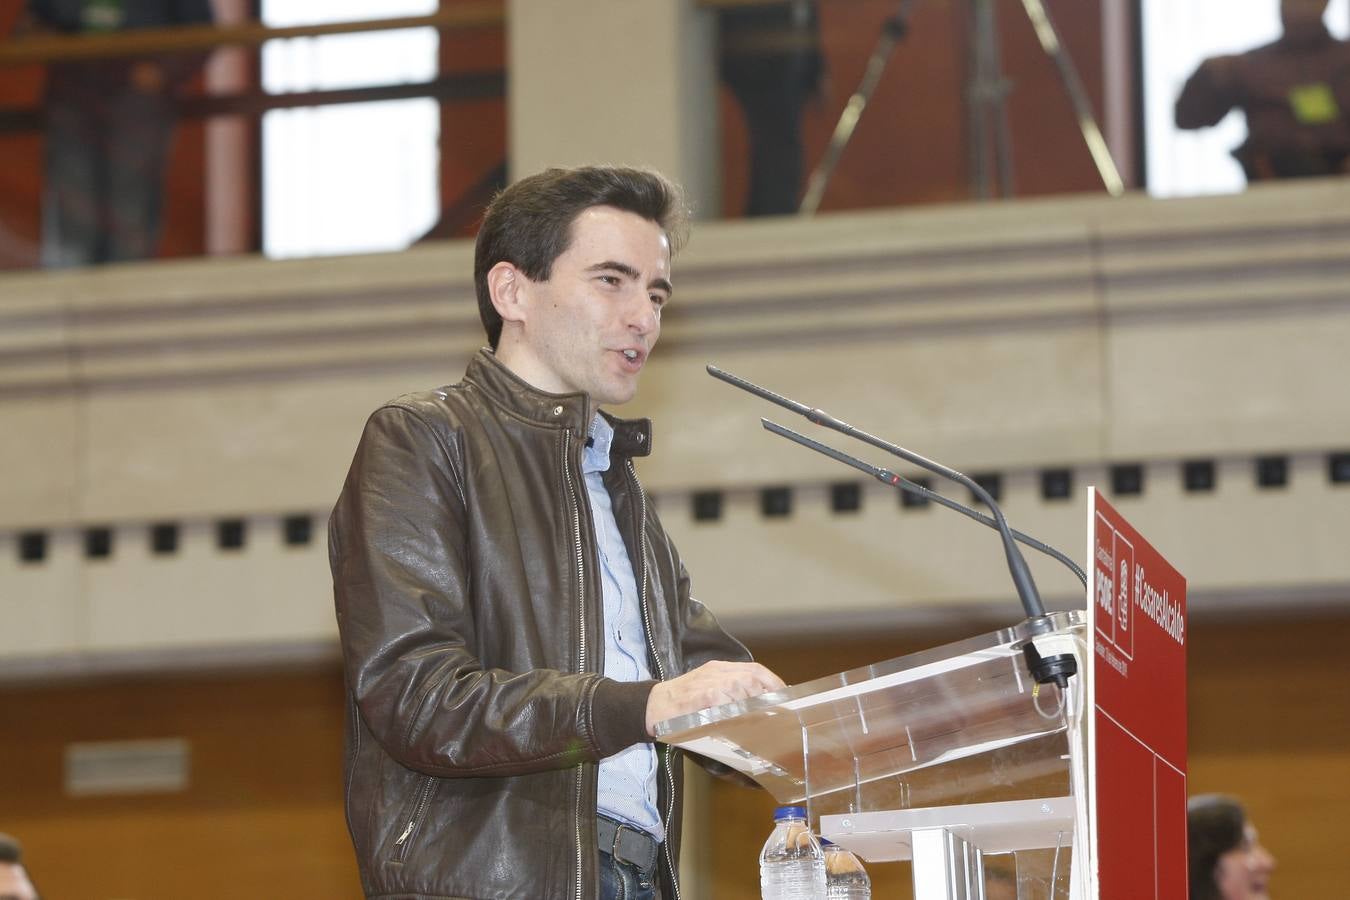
[1090,489,1188,900]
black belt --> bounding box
[597,814,659,874]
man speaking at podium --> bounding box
[330,166,783,900]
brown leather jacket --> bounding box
[330,349,751,899]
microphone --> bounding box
[759,417,1087,589]
[707,364,1078,688]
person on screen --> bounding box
[1175,0,1350,180]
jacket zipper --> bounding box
[344,696,362,844]
[392,775,436,861]
[564,429,588,900]
[662,745,681,900]
[628,459,682,900]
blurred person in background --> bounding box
[0,833,39,900]
[719,0,823,215]
[1175,0,1350,181]
[18,0,215,267]
[1188,794,1277,900]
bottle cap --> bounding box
[772,805,808,821]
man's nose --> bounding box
[626,291,659,334]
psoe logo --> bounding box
[1095,557,1114,621]
[1118,557,1130,634]
[1095,511,1136,661]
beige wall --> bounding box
[3,179,1350,670]
[2,178,1349,895]
[508,0,721,217]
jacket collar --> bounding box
[465,349,653,458]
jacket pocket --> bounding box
[390,774,438,863]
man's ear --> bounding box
[487,261,528,326]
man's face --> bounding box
[510,205,671,408]
[1282,0,1329,38]
[0,861,38,900]
[1213,824,1275,900]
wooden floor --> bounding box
[2,611,1347,898]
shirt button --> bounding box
[552,405,564,416]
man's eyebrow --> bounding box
[586,261,674,297]
[587,260,640,280]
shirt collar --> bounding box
[582,413,614,475]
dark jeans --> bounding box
[43,82,174,267]
[599,847,659,900]
[723,58,813,217]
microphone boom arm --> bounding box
[708,364,1047,620]
[761,418,1087,589]
[707,364,1080,688]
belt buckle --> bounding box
[608,819,652,870]
[611,820,635,864]
[612,820,637,868]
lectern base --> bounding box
[821,797,1078,900]
[913,827,987,900]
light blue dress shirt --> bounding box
[584,413,664,841]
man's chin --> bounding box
[596,382,639,408]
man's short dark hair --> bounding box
[473,166,688,349]
[1187,794,1246,900]
[0,833,22,865]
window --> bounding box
[261,0,440,258]
[151,523,180,555]
[217,519,247,551]
[760,487,792,518]
[1040,468,1073,501]
[830,482,862,513]
[691,491,723,522]
[283,514,314,545]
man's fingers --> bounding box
[754,665,787,693]
[645,661,789,734]
[717,662,785,699]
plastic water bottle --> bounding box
[821,839,871,900]
[759,805,826,900]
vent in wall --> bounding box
[64,738,191,796]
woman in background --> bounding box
[1188,795,1277,900]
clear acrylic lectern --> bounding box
[655,611,1091,900]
